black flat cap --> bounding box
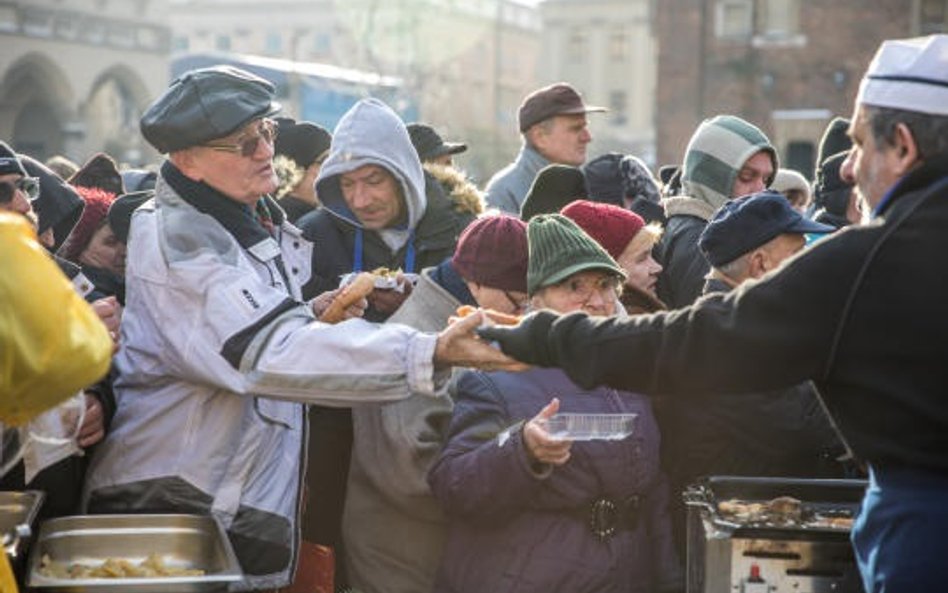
[274,117,333,169]
[141,65,281,153]
[406,123,467,162]
[108,190,154,244]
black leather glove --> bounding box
[476,310,558,367]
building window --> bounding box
[567,28,586,63]
[266,32,283,55]
[608,27,628,62]
[919,0,948,33]
[215,34,231,51]
[760,0,800,38]
[716,0,753,40]
[785,141,815,182]
[609,90,627,126]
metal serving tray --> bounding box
[684,476,868,538]
[0,490,45,558]
[26,514,242,593]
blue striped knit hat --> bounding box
[681,115,778,210]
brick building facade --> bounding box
[654,0,945,178]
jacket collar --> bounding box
[874,152,948,217]
[161,161,283,259]
[517,143,551,177]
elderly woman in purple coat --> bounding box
[429,214,682,593]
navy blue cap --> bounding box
[140,65,281,153]
[699,190,835,267]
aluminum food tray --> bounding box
[0,490,44,558]
[684,476,868,538]
[27,514,242,593]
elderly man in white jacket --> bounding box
[81,66,515,592]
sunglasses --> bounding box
[0,176,40,203]
[203,119,278,157]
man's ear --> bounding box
[169,149,202,181]
[891,122,921,176]
[748,249,768,279]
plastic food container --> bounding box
[540,413,637,441]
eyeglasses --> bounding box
[203,119,277,157]
[556,274,621,302]
[502,291,529,314]
[0,176,40,204]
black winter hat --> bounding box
[583,152,660,206]
[816,117,852,168]
[812,151,854,229]
[141,65,281,153]
[69,153,124,195]
[19,154,84,252]
[520,164,587,221]
[108,190,154,244]
[274,117,332,169]
[406,123,467,162]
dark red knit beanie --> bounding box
[560,199,644,259]
[61,186,118,262]
[452,214,529,293]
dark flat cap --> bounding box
[108,190,154,244]
[520,164,587,221]
[141,65,281,153]
[518,83,605,133]
[406,123,467,162]
[699,190,834,267]
[274,117,333,169]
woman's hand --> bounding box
[523,398,572,466]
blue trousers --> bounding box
[852,465,948,593]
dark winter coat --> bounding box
[653,198,715,308]
[429,367,682,593]
[298,172,468,320]
[494,154,948,477]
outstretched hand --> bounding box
[476,310,557,367]
[434,311,529,372]
[523,398,572,466]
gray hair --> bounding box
[867,106,948,160]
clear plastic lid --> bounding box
[539,413,638,441]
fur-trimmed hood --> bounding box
[423,162,484,217]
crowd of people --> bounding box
[1,31,946,593]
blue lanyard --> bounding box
[353,228,416,273]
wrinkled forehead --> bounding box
[340,163,395,182]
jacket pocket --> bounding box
[254,397,301,431]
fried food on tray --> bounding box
[38,553,205,579]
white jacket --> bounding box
[83,170,444,591]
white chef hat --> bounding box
[857,34,948,116]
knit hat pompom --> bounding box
[61,186,118,262]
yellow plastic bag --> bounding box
[0,551,17,593]
[0,213,112,425]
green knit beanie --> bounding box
[527,213,626,295]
